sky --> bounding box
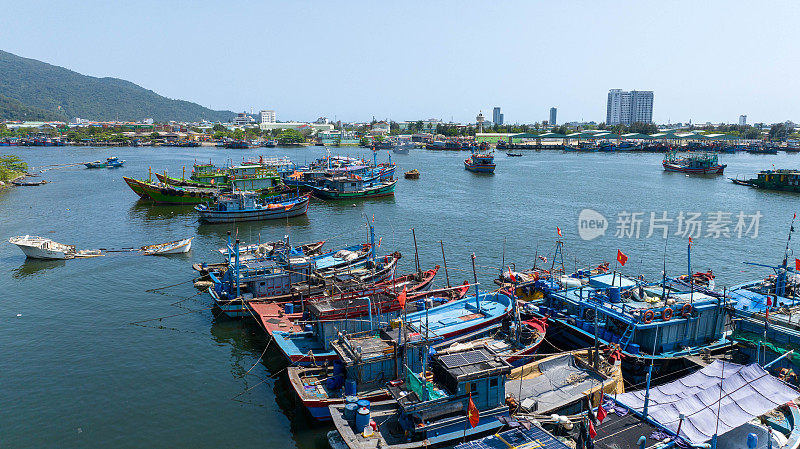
[1,0,799,125]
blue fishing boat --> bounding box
[328,346,514,449]
[272,290,514,366]
[528,250,734,383]
[464,151,496,173]
[195,191,310,223]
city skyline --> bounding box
[2,0,799,124]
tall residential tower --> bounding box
[606,89,653,125]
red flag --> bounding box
[557,227,562,237]
[377,237,382,248]
[467,394,479,428]
[507,266,516,283]
[688,236,693,245]
[397,286,407,309]
[597,404,607,424]
[588,420,597,439]
[617,250,628,267]
[766,296,773,322]
[795,258,800,271]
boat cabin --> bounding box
[210,191,261,211]
[228,165,281,191]
[306,292,401,351]
[541,273,733,355]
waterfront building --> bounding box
[259,122,334,134]
[492,107,504,125]
[606,89,653,125]
[318,130,360,146]
[549,107,557,126]
[232,113,256,126]
[739,115,747,126]
[370,121,390,135]
[260,110,276,124]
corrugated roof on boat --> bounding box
[588,273,637,289]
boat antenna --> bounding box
[472,253,480,312]
[533,242,539,270]
[501,237,506,278]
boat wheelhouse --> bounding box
[662,151,726,174]
[464,152,496,173]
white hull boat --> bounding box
[140,237,193,255]
[8,235,76,260]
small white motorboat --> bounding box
[8,235,77,259]
[140,237,193,256]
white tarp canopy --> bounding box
[615,360,799,444]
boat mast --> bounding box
[471,253,480,312]
[412,228,421,275]
[440,240,451,289]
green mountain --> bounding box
[0,50,234,122]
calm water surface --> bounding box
[2,145,799,447]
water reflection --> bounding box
[196,215,311,241]
[128,200,198,222]
[12,259,67,278]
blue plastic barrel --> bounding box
[575,318,584,329]
[354,407,370,432]
[344,380,357,396]
[627,343,640,355]
[415,299,425,311]
[284,303,294,314]
[608,287,621,303]
[357,399,371,410]
[344,402,358,423]
[303,324,313,333]
[326,375,343,390]
[747,433,758,449]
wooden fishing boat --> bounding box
[505,152,523,157]
[11,179,47,186]
[271,289,513,365]
[464,152,496,173]
[122,176,152,199]
[662,151,726,174]
[404,169,420,179]
[308,176,397,200]
[136,180,219,205]
[734,169,800,192]
[85,157,124,169]
[195,192,310,223]
[140,237,193,255]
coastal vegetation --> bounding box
[0,154,27,182]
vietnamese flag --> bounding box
[397,286,407,309]
[617,250,628,267]
[795,258,800,271]
[507,266,516,283]
[557,227,562,237]
[467,394,479,428]
[597,403,607,424]
[588,419,597,439]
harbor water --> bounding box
[2,145,799,447]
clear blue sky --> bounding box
[2,0,798,124]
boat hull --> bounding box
[138,182,218,204]
[141,237,193,255]
[196,196,309,223]
[464,161,496,173]
[122,177,151,199]
[310,180,396,200]
[662,162,726,174]
[12,243,70,259]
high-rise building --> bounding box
[492,107,504,126]
[260,110,276,124]
[739,115,747,126]
[549,107,557,126]
[606,89,653,125]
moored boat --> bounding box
[308,177,397,200]
[8,235,76,259]
[140,237,193,255]
[195,191,310,223]
[404,169,419,179]
[662,151,726,174]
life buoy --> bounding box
[662,307,673,321]
[681,303,692,318]
[643,309,655,324]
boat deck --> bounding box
[248,302,301,335]
[272,330,334,362]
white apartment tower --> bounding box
[606,89,653,125]
[739,115,747,126]
[260,110,276,124]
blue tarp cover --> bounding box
[615,360,799,444]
